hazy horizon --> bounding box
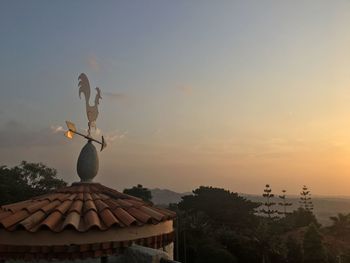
[2,1,350,196]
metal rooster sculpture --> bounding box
[78,73,102,136]
[64,73,106,152]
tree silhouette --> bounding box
[300,185,313,211]
[260,184,278,219]
[282,208,320,229]
[253,220,283,263]
[195,242,238,263]
[176,186,260,262]
[303,223,327,263]
[285,236,303,263]
[0,161,67,205]
[278,189,292,216]
[179,186,260,230]
[123,184,152,202]
[329,213,350,237]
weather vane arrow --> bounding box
[64,73,107,151]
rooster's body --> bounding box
[78,73,102,136]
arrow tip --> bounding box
[100,136,107,151]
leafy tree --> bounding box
[215,227,260,263]
[282,208,320,229]
[260,184,278,219]
[177,186,265,263]
[300,185,313,211]
[338,251,350,263]
[195,242,238,263]
[244,218,286,263]
[253,220,282,263]
[329,213,350,237]
[178,186,260,230]
[0,161,67,205]
[278,190,292,216]
[123,184,152,202]
[285,236,303,263]
[303,223,327,263]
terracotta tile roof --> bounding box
[0,183,176,233]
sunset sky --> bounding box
[1,1,350,195]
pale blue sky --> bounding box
[1,1,350,195]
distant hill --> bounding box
[151,188,350,226]
[151,188,190,205]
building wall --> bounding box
[3,243,174,263]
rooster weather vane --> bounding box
[64,73,107,151]
[64,73,107,183]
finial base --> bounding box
[77,140,99,182]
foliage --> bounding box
[300,185,313,211]
[173,184,339,263]
[0,161,67,205]
[281,208,320,230]
[194,241,238,263]
[303,223,327,263]
[123,184,152,202]
[285,236,303,263]
[176,186,293,263]
[252,220,286,263]
[214,227,259,262]
[338,251,350,263]
[329,213,350,237]
[260,184,278,219]
[178,186,260,230]
[278,190,292,216]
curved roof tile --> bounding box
[0,183,176,233]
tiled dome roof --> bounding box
[0,183,176,233]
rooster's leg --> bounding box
[87,123,92,137]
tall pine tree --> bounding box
[278,189,292,216]
[260,184,278,219]
[300,185,313,211]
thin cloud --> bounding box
[153,129,162,136]
[50,125,64,133]
[176,85,193,96]
[87,55,100,72]
[89,127,127,143]
[105,130,127,143]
